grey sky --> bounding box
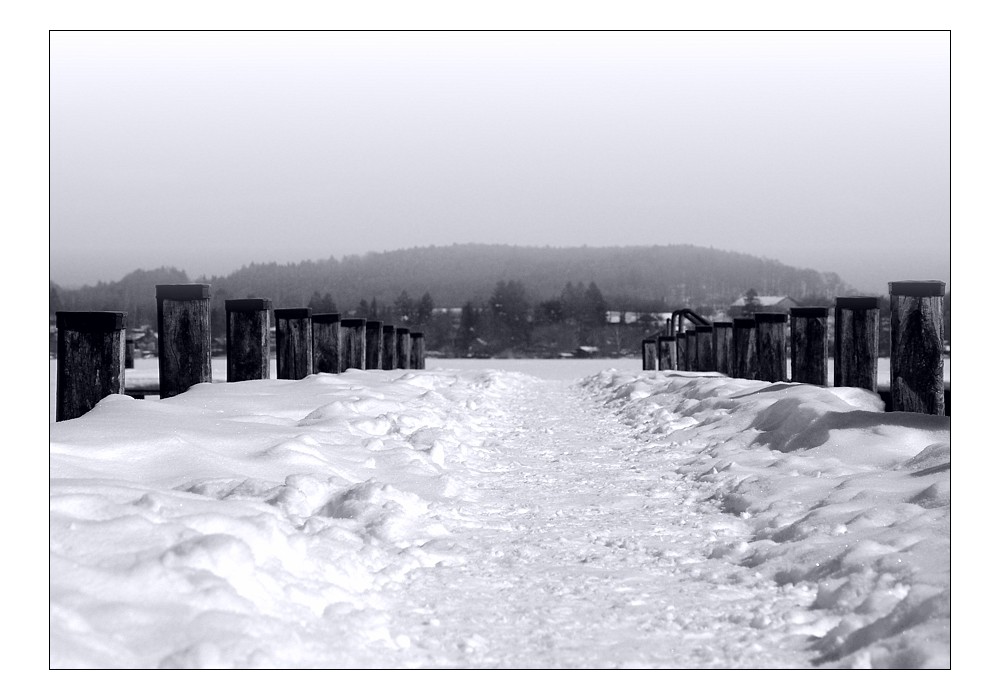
[49,30,949,294]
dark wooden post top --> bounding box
[56,311,127,332]
[275,307,312,319]
[790,307,829,318]
[753,312,788,323]
[156,284,211,300]
[733,318,755,328]
[341,318,366,328]
[312,313,342,323]
[225,298,272,312]
[836,296,879,310]
[889,281,947,297]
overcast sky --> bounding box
[49,30,949,294]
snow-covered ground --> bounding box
[49,359,949,668]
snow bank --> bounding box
[50,369,537,668]
[580,369,950,669]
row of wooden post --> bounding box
[641,280,947,416]
[55,284,427,421]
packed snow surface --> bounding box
[49,361,949,668]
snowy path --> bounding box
[379,380,815,668]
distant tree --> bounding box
[488,280,531,350]
[415,291,434,326]
[742,288,762,317]
[394,290,413,323]
[357,299,370,318]
[370,298,381,322]
[582,281,608,328]
[456,302,479,356]
[321,293,337,314]
[49,283,63,316]
[535,298,564,325]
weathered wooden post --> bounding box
[657,334,676,371]
[396,327,412,370]
[889,280,946,415]
[676,330,688,370]
[642,338,657,370]
[341,318,367,370]
[125,336,135,369]
[156,284,212,399]
[685,329,698,371]
[755,312,788,382]
[312,313,342,374]
[56,311,126,421]
[790,307,828,386]
[733,318,757,380]
[834,296,879,392]
[365,321,383,370]
[695,325,713,371]
[225,298,271,382]
[713,321,734,377]
[411,331,426,370]
[275,308,313,380]
[381,324,397,369]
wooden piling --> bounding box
[733,318,757,380]
[365,321,383,370]
[396,327,412,370]
[381,325,396,369]
[341,318,367,370]
[695,325,713,371]
[642,338,657,370]
[312,313,342,374]
[685,330,698,371]
[125,337,135,369]
[274,308,313,380]
[889,280,947,415]
[226,299,272,382]
[411,331,426,370]
[834,296,879,392]
[676,330,688,371]
[56,311,126,421]
[156,284,212,399]
[657,334,676,371]
[713,322,734,377]
[755,312,788,382]
[790,307,829,386]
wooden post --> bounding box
[713,322,734,376]
[657,334,676,371]
[790,307,828,386]
[676,330,688,370]
[396,327,412,370]
[695,325,713,371]
[834,296,879,391]
[755,312,788,382]
[733,318,757,380]
[381,324,396,369]
[642,338,657,370]
[365,321,383,370]
[156,284,212,399]
[889,280,946,415]
[274,308,313,380]
[685,330,698,371]
[341,318,367,370]
[312,313,342,374]
[125,337,135,369]
[411,331,426,370]
[56,311,126,421]
[226,299,271,382]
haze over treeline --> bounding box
[50,243,854,322]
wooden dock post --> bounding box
[685,330,698,371]
[226,298,272,382]
[642,338,657,370]
[125,337,135,369]
[156,284,212,399]
[733,318,757,380]
[676,330,688,370]
[834,297,879,392]
[755,312,788,382]
[396,327,412,370]
[790,307,829,386]
[56,311,126,421]
[695,325,713,371]
[657,334,676,371]
[411,331,426,370]
[312,313,342,374]
[889,280,947,415]
[274,308,313,380]
[365,321,383,370]
[713,321,734,377]
[381,324,396,369]
[341,318,367,370]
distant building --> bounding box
[728,295,800,318]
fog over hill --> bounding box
[50,244,855,326]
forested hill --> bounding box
[50,244,854,326]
